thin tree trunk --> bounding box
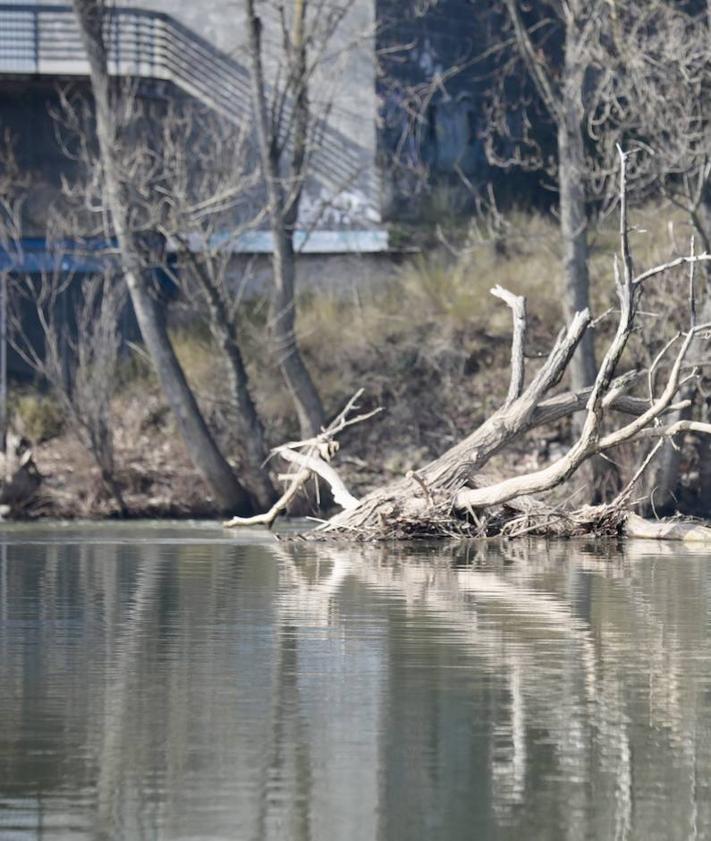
[643,186,711,517]
[210,310,277,510]
[502,0,596,393]
[268,225,325,437]
[641,405,688,517]
[245,0,325,438]
[695,299,711,515]
[182,249,277,509]
[557,101,596,392]
[680,190,711,515]
[558,73,609,499]
[694,186,711,255]
[72,0,252,514]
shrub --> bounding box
[12,393,65,443]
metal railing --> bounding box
[0,3,374,207]
[0,6,252,119]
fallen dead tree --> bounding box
[226,150,711,541]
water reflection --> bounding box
[1,525,711,839]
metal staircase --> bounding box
[0,3,380,231]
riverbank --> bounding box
[11,204,704,519]
[24,315,532,518]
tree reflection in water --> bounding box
[0,525,710,840]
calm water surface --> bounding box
[1,522,711,840]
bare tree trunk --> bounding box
[558,82,609,499]
[695,291,711,514]
[694,187,711,255]
[683,191,711,514]
[642,432,684,517]
[501,0,597,391]
[179,248,277,509]
[640,259,707,517]
[558,93,596,392]
[245,0,325,438]
[206,301,277,510]
[72,0,252,514]
[268,228,325,437]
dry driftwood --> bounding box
[623,513,711,542]
[224,390,378,529]
[228,150,711,542]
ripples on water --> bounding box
[0,522,710,840]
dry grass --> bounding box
[11,391,65,443]
[166,200,700,484]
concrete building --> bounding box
[0,2,383,242]
[0,1,490,236]
[0,1,491,375]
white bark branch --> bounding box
[491,285,527,405]
[276,448,360,510]
[634,253,711,287]
[224,389,376,528]
[223,469,310,528]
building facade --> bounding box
[0,1,496,238]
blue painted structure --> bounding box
[0,237,116,274]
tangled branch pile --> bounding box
[227,152,711,542]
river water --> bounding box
[0,523,710,840]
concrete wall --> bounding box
[229,250,400,297]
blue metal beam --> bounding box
[0,237,117,273]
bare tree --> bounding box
[483,0,630,393]
[8,228,128,513]
[613,2,711,257]
[244,0,358,438]
[71,0,254,514]
[135,101,278,511]
[590,1,711,514]
[0,132,28,450]
[475,0,695,502]
[0,138,43,513]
